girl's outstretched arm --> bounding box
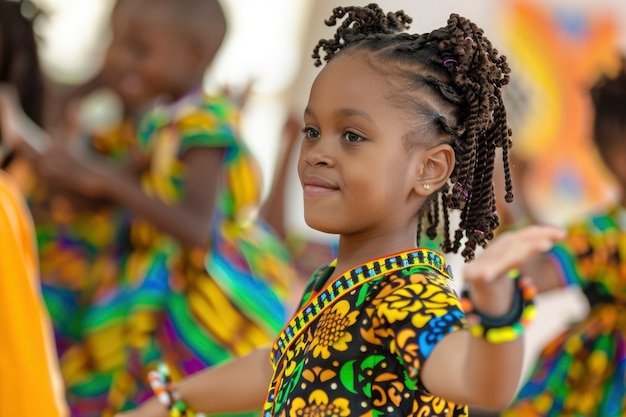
[0,84,50,157]
[116,347,273,417]
[420,225,566,410]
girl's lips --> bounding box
[301,174,339,196]
[303,184,338,196]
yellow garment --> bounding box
[0,171,67,417]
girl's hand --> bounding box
[462,225,565,315]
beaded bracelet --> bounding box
[148,363,207,417]
[460,269,537,344]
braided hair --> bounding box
[312,4,513,261]
[590,56,626,152]
[0,0,43,126]
[0,0,44,168]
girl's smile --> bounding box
[301,173,340,197]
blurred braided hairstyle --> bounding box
[590,55,626,152]
[0,0,44,168]
[312,3,513,261]
[0,0,43,126]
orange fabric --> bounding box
[0,171,67,417]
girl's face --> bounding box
[298,52,429,239]
[104,3,197,107]
[102,1,135,106]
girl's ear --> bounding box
[414,143,455,197]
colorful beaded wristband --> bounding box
[148,363,207,417]
[460,269,537,344]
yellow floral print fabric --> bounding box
[267,250,468,417]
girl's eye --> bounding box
[344,131,363,142]
[302,127,320,139]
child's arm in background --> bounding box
[36,143,223,247]
[260,113,301,239]
[116,347,273,417]
[0,86,223,248]
[420,225,566,410]
[0,84,50,157]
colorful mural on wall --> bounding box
[499,0,621,225]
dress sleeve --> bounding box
[176,99,239,153]
[373,267,466,382]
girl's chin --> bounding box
[303,217,344,236]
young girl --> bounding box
[1,0,296,415]
[116,4,565,417]
[501,58,626,417]
[0,116,67,417]
[0,1,66,415]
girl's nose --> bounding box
[303,136,334,167]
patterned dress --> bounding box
[32,120,139,416]
[36,92,295,416]
[503,204,626,417]
[263,249,468,417]
[117,91,295,415]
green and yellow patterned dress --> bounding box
[118,91,295,415]
[37,91,296,416]
[264,249,468,417]
[33,119,139,416]
[503,204,626,417]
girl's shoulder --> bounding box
[386,263,459,296]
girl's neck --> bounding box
[156,85,204,114]
[331,228,420,279]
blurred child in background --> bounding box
[1,0,296,415]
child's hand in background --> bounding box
[0,83,50,155]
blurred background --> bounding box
[27,0,626,380]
